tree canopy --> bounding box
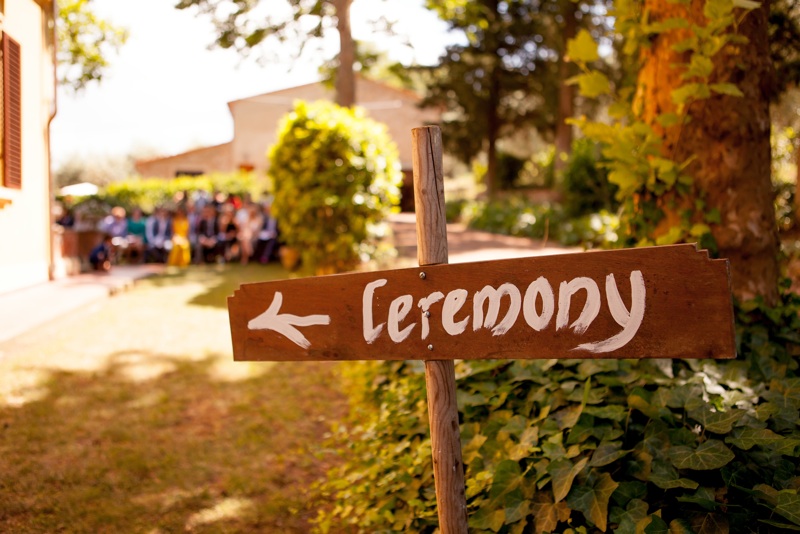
[57,0,128,92]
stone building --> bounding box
[0,0,58,294]
[135,77,440,210]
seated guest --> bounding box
[145,207,172,263]
[254,203,279,264]
[125,208,147,264]
[89,234,113,272]
[196,204,220,264]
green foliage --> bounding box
[560,138,619,218]
[268,100,402,274]
[568,0,759,247]
[445,196,619,249]
[58,0,128,91]
[316,290,800,533]
[99,172,262,213]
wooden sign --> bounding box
[228,243,735,363]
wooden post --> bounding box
[412,126,469,533]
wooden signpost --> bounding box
[228,126,736,533]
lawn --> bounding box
[0,264,347,533]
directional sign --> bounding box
[228,244,735,362]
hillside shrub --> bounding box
[315,288,800,533]
[268,100,402,274]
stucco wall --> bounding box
[229,78,440,173]
[135,142,234,178]
[0,0,56,294]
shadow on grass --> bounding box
[143,263,290,310]
[0,350,346,533]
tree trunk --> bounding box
[485,63,501,197]
[636,0,780,304]
[554,0,577,173]
[335,0,355,107]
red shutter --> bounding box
[3,32,21,189]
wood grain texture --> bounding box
[412,126,448,266]
[413,125,468,534]
[228,244,735,362]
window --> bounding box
[2,32,20,189]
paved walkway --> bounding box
[0,215,577,345]
[0,264,165,344]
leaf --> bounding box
[549,457,589,502]
[567,472,619,531]
[644,514,669,534]
[732,0,761,10]
[709,83,744,97]
[671,83,711,105]
[649,460,700,490]
[691,512,729,534]
[687,406,745,434]
[469,507,506,532]
[655,226,683,246]
[777,492,800,526]
[657,113,682,128]
[567,29,600,63]
[611,499,649,534]
[490,459,523,501]
[568,72,611,98]
[504,497,530,524]
[669,440,735,470]
[682,54,714,80]
[589,442,630,467]
[531,494,571,534]
[584,405,628,422]
[725,427,785,451]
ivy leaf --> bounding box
[682,54,714,80]
[655,226,683,246]
[671,83,711,105]
[568,72,611,98]
[687,406,745,434]
[504,497,530,524]
[611,499,649,534]
[669,440,735,470]
[776,492,800,526]
[549,457,589,502]
[691,512,729,534]
[709,83,744,97]
[469,507,506,532]
[567,472,619,532]
[531,494,571,534]
[567,29,600,63]
[732,0,761,10]
[490,459,523,501]
[759,519,800,531]
[643,514,669,533]
[649,460,700,490]
[657,113,682,128]
[725,427,785,451]
[589,442,630,467]
[669,518,695,533]
[584,405,628,422]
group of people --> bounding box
[73,195,280,271]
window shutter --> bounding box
[3,33,21,189]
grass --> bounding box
[0,264,347,533]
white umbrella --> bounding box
[59,182,99,197]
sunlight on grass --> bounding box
[185,497,256,529]
[0,264,347,532]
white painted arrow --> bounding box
[247,292,331,349]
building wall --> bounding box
[228,78,440,174]
[134,142,234,178]
[0,0,56,294]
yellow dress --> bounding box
[168,216,191,267]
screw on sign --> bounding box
[227,127,735,534]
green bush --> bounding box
[315,289,800,533]
[452,196,619,248]
[100,172,262,213]
[268,100,402,274]
[560,139,619,217]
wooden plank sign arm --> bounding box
[413,126,469,534]
[228,244,735,362]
